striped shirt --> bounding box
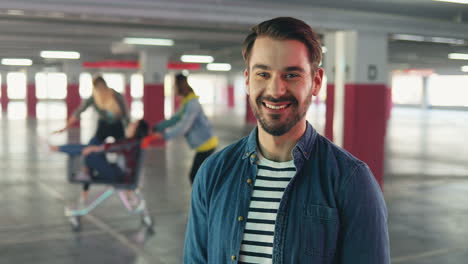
[239,154,296,264]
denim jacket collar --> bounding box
[243,121,318,164]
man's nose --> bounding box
[266,74,287,97]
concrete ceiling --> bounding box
[0,0,467,73]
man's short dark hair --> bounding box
[175,73,187,83]
[242,17,322,70]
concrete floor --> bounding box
[1,104,467,264]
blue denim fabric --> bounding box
[58,144,87,156]
[184,122,390,263]
[154,98,214,149]
[58,144,122,181]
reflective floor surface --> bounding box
[1,104,468,264]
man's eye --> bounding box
[285,73,299,79]
[257,72,269,78]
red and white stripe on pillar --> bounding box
[26,83,37,118]
[1,82,8,112]
[324,31,390,189]
[66,83,81,128]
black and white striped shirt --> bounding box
[239,155,296,264]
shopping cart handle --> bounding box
[141,134,163,149]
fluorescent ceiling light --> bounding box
[430,37,464,45]
[448,53,468,60]
[392,34,425,42]
[392,34,465,45]
[433,0,468,4]
[40,51,80,59]
[181,55,214,63]
[1,58,32,66]
[7,9,24,16]
[462,66,468,72]
[207,63,231,71]
[123,37,174,46]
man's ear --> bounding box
[244,69,250,95]
[312,68,324,96]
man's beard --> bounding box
[250,93,312,136]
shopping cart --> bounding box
[64,147,153,231]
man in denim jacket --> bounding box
[184,17,390,264]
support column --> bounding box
[245,96,256,124]
[26,67,39,119]
[227,84,235,109]
[326,31,390,188]
[421,76,429,110]
[140,51,167,128]
[227,74,235,110]
[1,71,8,113]
[324,33,336,141]
[63,62,82,128]
[124,72,133,113]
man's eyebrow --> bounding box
[284,66,305,72]
[252,64,270,70]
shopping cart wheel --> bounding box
[69,216,81,231]
[141,213,153,227]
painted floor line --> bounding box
[38,182,164,264]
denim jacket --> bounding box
[184,122,390,263]
[154,97,214,150]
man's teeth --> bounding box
[265,103,287,110]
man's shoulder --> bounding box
[195,136,249,189]
[315,133,366,169]
[184,97,202,110]
[204,136,248,165]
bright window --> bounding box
[131,74,144,98]
[79,73,92,98]
[103,73,125,94]
[7,72,27,99]
[428,75,468,107]
[7,102,26,119]
[187,74,218,105]
[35,72,67,99]
[391,75,423,105]
[37,101,67,120]
[131,100,144,119]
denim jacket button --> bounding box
[251,154,256,158]
[246,178,252,184]
[231,255,236,261]
[238,216,244,221]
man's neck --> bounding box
[257,121,307,162]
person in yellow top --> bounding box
[152,73,218,184]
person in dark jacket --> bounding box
[54,75,130,200]
[50,120,148,200]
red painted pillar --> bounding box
[343,84,389,187]
[245,95,256,124]
[143,83,164,125]
[324,84,335,141]
[228,84,235,109]
[143,83,165,146]
[1,83,8,112]
[26,83,37,118]
[66,83,81,128]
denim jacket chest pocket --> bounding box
[301,204,340,259]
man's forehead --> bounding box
[249,37,311,70]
